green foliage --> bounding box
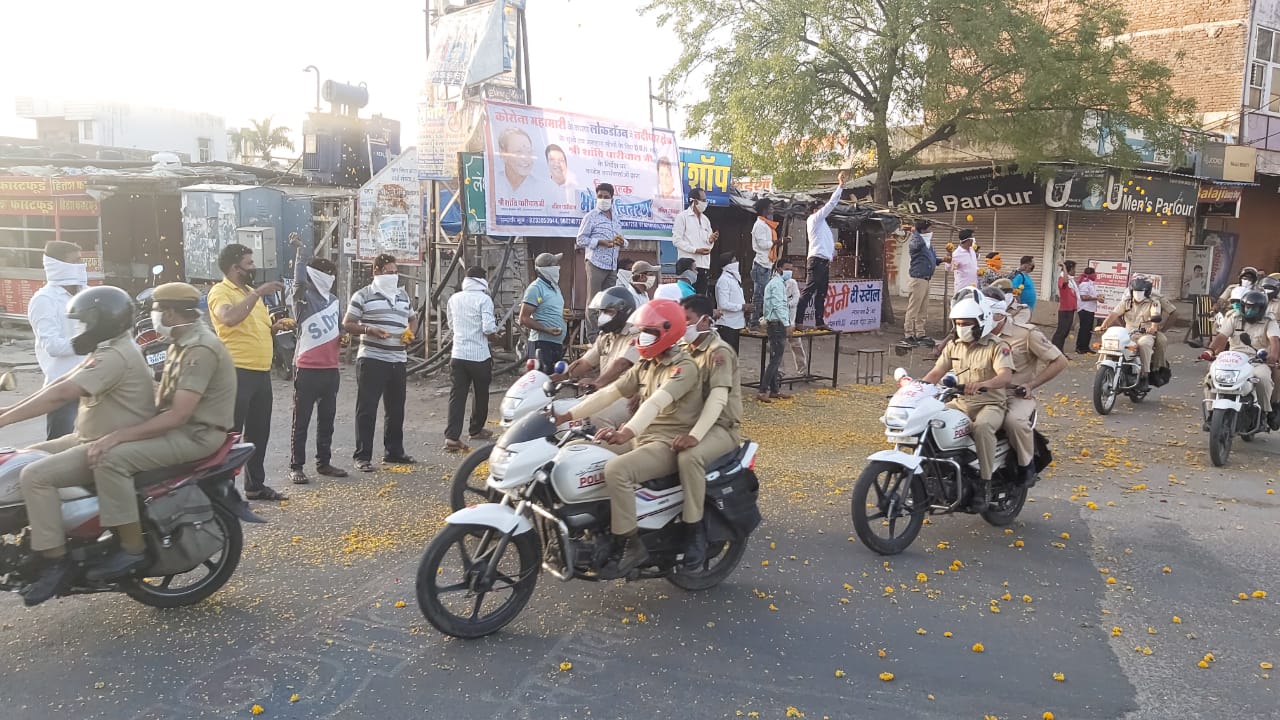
[646,0,1196,201]
[242,117,296,165]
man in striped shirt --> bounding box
[445,266,501,451]
[343,254,418,472]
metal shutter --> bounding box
[1063,212,1190,297]
[922,207,1048,299]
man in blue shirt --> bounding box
[519,252,567,371]
[576,182,627,338]
[1011,255,1037,320]
[757,259,793,403]
[654,258,699,301]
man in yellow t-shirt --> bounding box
[207,243,289,501]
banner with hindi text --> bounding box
[800,280,883,332]
[678,148,731,207]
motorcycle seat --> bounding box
[640,441,751,491]
[132,433,240,488]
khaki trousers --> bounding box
[604,437,678,535]
[1151,331,1168,372]
[1002,397,1037,467]
[950,399,1005,481]
[1135,333,1155,374]
[905,278,931,337]
[675,425,740,523]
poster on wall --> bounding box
[424,1,511,92]
[418,98,482,180]
[181,192,240,281]
[1087,259,1132,318]
[483,101,680,239]
[799,280,883,332]
[1201,230,1238,298]
[1045,166,1197,218]
[1180,245,1213,299]
[357,148,422,265]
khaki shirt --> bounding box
[1109,295,1176,333]
[931,335,1017,407]
[999,320,1063,387]
[687,331,743,428]
[159,322,236,431]
[1215,313,1280,354]
[67,332,157,441]
[580,330,640,372]
[613,347,702,441]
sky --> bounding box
[0,0,697,151]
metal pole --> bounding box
[520,8,532,103]
[648,77,655,124]
[663,79,671,128]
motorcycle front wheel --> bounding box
[667,535,749,591]
[1209,408,1236,467]
[1093,366,1118,415]
[416,523,540,639]
[851,461,927,555]
[124,505,243,608]
[449,443,499,511]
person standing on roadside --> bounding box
[344,253,418,473]
[519,252,567,371]
[671,188,718,293]
[1010,255,1038,322]
[208,243,289,501]
[784,262,807,375]
[750,198,781,324]
[714,253,746,353]
[576,182,626,337]
[287,243,348,486]
[795,171,847,330]
[27,241,88,440]
[758,259,793,403]
[951,230,979,290]
[1052,260,1079,352]
[445,266,501,452]
[1076,266,1099,354]
[905,219,939,346]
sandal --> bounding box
[444,439,468,453]
[356,460,376,473]
[246,486,289,501]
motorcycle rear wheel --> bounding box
[449,443,499,512]
[981,483,1028,526]
[416,523,540,639]
[666,536,749,591]
[1209,409,1235,467]
[851,461,927,555]
[1092,366,1117,415]
[124,505,243,608]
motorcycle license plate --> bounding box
[146,350,167,366]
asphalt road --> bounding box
[0,336,1277,720]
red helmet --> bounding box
[630,299,686,359]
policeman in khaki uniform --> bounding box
[556,287,641,431]
[0,287,156,605]
[1200,290,1280,429]
[985,288,1067,487]
[921,291,1015,511]
[556,300,702,578]
[1099,277,1176,388]
[673,294,743,570]
[78,283,236,580]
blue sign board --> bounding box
[678,148,733,207]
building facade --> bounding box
[14,97,227,162]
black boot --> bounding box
[85,549,147,583]
[1268,407,1280,431]
[599,531,649,579]
[968,480,991,513]
[1017,463,1038,488]
[681,521,708,571]
[21,557,74,607]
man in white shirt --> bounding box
[750,198,781,324]
[714,255,746,353]
[1075,266,1100,355]
[671,188,718,293]
[445,266,501,451]
[655,258,698,302]
[617,259,656,308]
[951,230,979,290]
[795,171,847,330]
[27,240,88,440]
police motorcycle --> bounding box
[448,288,638,511]
[1198,291,1280,467]
[418,303,762,639]
[1091,279,1170,415]
[0,288,264,608]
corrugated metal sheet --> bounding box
[920,206,1048,299]
[1063,212,1189,297]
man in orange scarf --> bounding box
[980,252,1003,286]
[750,198,782,325]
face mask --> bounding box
[372,273,399,294]
[43,256,88,288]
[921,232,934,247]
[682,316,710,344]
[597,311,616,327]
[642,275,656,290]
[238,266,256,286]
[1131,290,1145,302]
[1242,279,1254,289]
[782,270,793,281]
[637,331,659,348]
[539,266,561,284]
[695,200,709,213]
[307,267,335,297]
[956,324,977,343]
[617,270,633,286]
[150,310,191,341]
[597,198,613,212]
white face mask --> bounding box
[694,200,709,213]
[597,198,613,212]
[539,266,561,284]
[597,311,615,327]
[921,232,934,247]
[307,266,336,297]
[956,324,977,343]
[150,310,191,340]
[636,331,659,348]
[372,273,399,294]
[723,262,739,278]
[1242,279,1254,289]
[1131,290,1145,302]
[782,270,793,282]
[641,275,656,290]
[682,316,710,344]
[44,256,88,288]
[617,270,632,286]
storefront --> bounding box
[0,175,103,318]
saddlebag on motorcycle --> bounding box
[1149,364,1172,388]
[1033,430,1053,473]
[142,485,224,576]
[704,468,762,541]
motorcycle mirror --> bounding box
[542,380,556,396]
[150,264,163,276]
[553,360,569,375]
[1241,332,1253,347]
[941,373,958,388]
[1258,349,1269,362]
[893,367,909,382]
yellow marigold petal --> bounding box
[1023,595,1033,603]
[1052,672,1065,681]
[1198,660,1209,669]
[1106,577,1118,585]
[972,642,985,653]
[878,672,895,682]
[1044,713,1056,720]
[559,661,573,671]
[1060,532,1070,540]
[1111,627,1123,637]
[1261,662,1274,670]
[916,627,927,635]
[251,706,264,716]
[289,694,300,703]
[834,669,845,678]
[944,631,953,637]
[1173,615,1182,623]
[1252,590,1267,598]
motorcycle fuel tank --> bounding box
[550,443,616,503]
[930,407,975,452]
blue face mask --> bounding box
[782,270,793,281]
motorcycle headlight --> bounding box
[1101,338,1121,351]
[1214,369,1243,385]
[882,407,909,429]
[500,397,519,421]
[489,446,514,478]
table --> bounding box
[740,328,842,390]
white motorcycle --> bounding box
[850,369,1051,555]
[1092,326,1152,414]
[417,378,762,639]
[449,360,599,510]
[1202,347,1273,467]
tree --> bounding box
[645,0,1196,204]
[226,127,247,163]
[241,117,295,165]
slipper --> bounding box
[444,439,468,453]
[356,460,376,473]
[246,486,289,501]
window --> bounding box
[197,137,211,163]
[1248,26,1280,112]
[81,120,94,142]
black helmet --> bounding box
[1260,276,1280,301]
[1242,290,1269,323]
[1128,277,1152,298]
[587,286,637,334]
[67,286,134,355]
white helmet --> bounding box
[1230,285,1248,302]
[951,295,993,342]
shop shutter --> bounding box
[921,206,1048,299]
[1064,212,1189,298]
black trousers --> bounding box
[46,399,77,441]
[694,267,710,295]
[795,257,831,326]
[762,321,786,394]
[1076,310,1096,354]
[447,358,493,441]
[354,358,407,462]
[1051,309,1075,351]
[233,368,273,491]
[716,325,741,354]
[290,367,339,470]
[527,340,565,373]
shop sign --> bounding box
[799,280,882,332]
